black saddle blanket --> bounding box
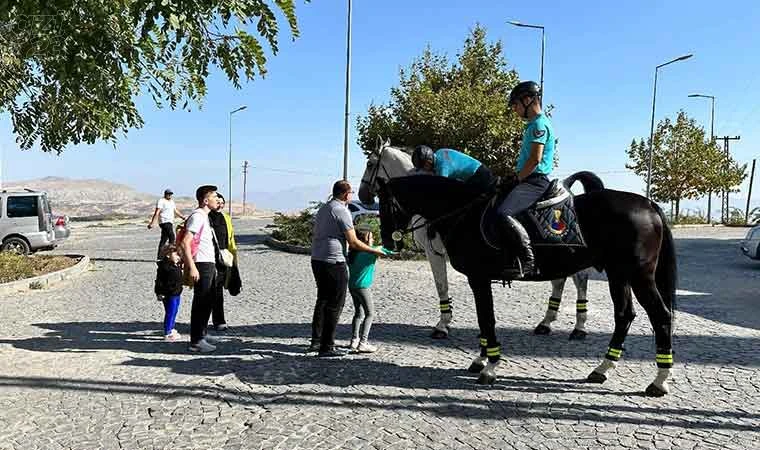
[481,194,586,249]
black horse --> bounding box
[379,172,677,397]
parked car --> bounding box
[740,224,760,260]
[0,189,57,255]
[348,200,380,224]
[53,214,71,242]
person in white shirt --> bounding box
[148,188,186,260]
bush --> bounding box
[672,210,707,225]
[270,202,321,247]
[0,253,77,283]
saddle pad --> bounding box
[519,196,586,247]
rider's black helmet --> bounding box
[412,145,435,169]
[508,81,541,106]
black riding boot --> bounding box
[500,215,536,279]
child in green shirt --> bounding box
[348,230,391,353]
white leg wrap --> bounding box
[593,358,617,375]
[652,368,671,393]
[575,312,588,332]
[481,360,500,378]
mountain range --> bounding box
[3,176,327,218]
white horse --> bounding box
[358,140,591,340]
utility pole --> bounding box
[720,135,741,223]
[746,159,756,225]
[242,160,249,216]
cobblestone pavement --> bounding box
[0,220,758,449]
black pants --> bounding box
[157,222,175,259]
[310,260,348,351]
[190,262,217,345]
[212,265,227,327]
[465,165,496,193]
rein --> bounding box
[387,185,491,243]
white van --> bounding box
[0,189,57,254]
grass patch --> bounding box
[0,253,78,284]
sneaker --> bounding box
[215,323,229,332]
[349,338,360,351]
[189,339,216,353]
[164,334,179,342]
[203,334,221,344]
[356,342,377,353]
[306,342,321,353]
[170,329,181,339]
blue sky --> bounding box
[2,1,759,213]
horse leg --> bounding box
[535,278,565,335]
[569,270,590,341]
[417,227,452,339]
[467,276,500,385]
[587,273,634,384]
[630,275,674,397]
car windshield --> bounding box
[749,227,760,240]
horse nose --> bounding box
[358,183,374,204]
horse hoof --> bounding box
[533,324,551,335]
[645,383,668,397]
[568,329,587,341]
[430,329,448,339]
[476,373,496,385]
[467,361,486,373]
[586,371,607,384]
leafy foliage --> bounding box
[0,252,76,283]
[271,201,321,247]
[356,25,525,177]
[0,0,306,153]
[626,110,747,217]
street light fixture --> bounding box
[689,93,716,223]
[508,20,546,95]
[228,105,247,216]
[645,54,693,199]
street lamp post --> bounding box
[508,21,545,95]
[228,105,247,216]
[342,0,352,180]
[645,54,693,199]
[688,93,715,223]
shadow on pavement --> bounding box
[2,321,757,367]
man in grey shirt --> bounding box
[309,180,385,357]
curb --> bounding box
[0,255,91,295]
[264,236,311,255]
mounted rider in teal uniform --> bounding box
[498,80,556,279]
[412,146,495,194]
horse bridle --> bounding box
[361,146,392,197]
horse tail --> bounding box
[562,171,605,193]
[653,203,678,319]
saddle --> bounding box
[481,179,586,250]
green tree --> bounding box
[626,110,747,217]
[356,25,525,177]
[0,1,305,153]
